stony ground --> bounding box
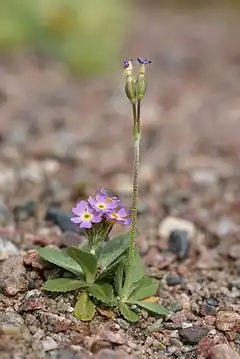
[0,5,240,359]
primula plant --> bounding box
[39,59,169,322]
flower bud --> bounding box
[123,59,137,105]
[125,78,137,105]
[136,74,147,101]
[136,57,151,101]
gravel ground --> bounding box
[0,6,240,359]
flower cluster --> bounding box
[122,58,151,69]
[71,188,131,229]
[123,58,151,104]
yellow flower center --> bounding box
[106,197,113,203]
[112,213,119,220]
[97,203,107,210]
[83,213,91,220]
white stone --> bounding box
[158,216,196,239]
[41,336,58,351]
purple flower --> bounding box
[137,57,151,65]
[71,201,102,229]
[99,188,120,204]
[88,189,118,214]
[106,207,131,225]
[122,59,132,68]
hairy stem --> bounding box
[122,103,141,300]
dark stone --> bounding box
[61,231,86,247]
[166,274,183,286]
[13,201,36,221]
[45,207,84,233]
[166,301,182,313]
[0,200,11,223]
[200,304,216,316]
[179,326,209,345]
[168,230,190,260]
[28,279,36,290]
[206,298,218,307]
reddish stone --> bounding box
[20,300,43,311]
[23,250,44,270]
[169,312,187,324]
[196,336,213,358]
[203,315,216,326]
[54,320,71,333]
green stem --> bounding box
[122,102,141,300]
[136,100,141,138]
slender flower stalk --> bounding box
[122,107,140,299]
[121,58,151,300]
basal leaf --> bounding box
[43,278,88,292]
[89,282,113,304]
[67,247,97,283]
[124,248,145,298]
[74,291,95,321]
[133,301,169,316]
[97,253,125,281]
[38,247,83,276]
[99,233,130,271]
[119,302,139,323]
[114,261,124,296]
[127,276,159,301]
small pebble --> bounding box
[181,345,195,353]
[0,237,19,260]
[179,326,209,345]
[166,274,183,286]
[117,318,130,330]
[1,324,21,336]
[210,344,240,359]
[206,298,218,307]
[216,311,240,332]
[41,336,58,351]
[168,230,190,260]
[146,318,163,334]
[200,304,217,316]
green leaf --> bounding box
[67,247,97,283]
[38,247,83,276]
[124,248,145,297]
[89,282,113,304]
[74,291,95,321]
[43,278,88,292]
[97,253,125,281]
[114,261,124,296]
[133,301,169,316]
[99,233,130,271]
[119,302,139,322]
[127,276,159,301]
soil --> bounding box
[0,5,240,359]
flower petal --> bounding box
[122,218,131,225]
[96,192,106,202]
[91,214,102,223]
[117,207,128,218]
[80,220,92,229]
[107,201,118,209]
[88,197,96,206]
[99,188,107,196]
[72,200,87,215]
[71,217,82,224]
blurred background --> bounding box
[0,0,239,212]
[1,3,240,357]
